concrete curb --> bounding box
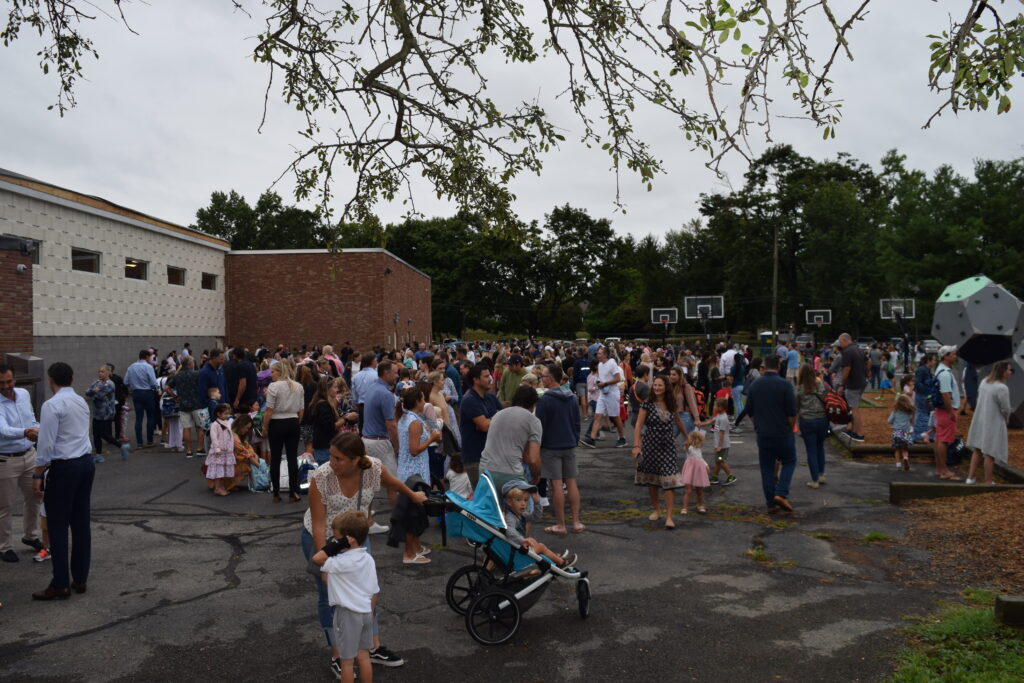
[889,481,1024,504]
[848,443,933,456]
[994,460,1024,485]
[996,595,1024,629]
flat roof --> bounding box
[0,168,231,250]
[228,248,431,280]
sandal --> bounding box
[680,508,688,515]
[545,525,568,536]
[571,524,587,533]
[648,511,661,521]
[697,507,707,514]
[940,472,962,481]
[664,519,675,529]
[402,554,431,565]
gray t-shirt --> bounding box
[480,406,542,475]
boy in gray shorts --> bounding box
[314,510,379,683]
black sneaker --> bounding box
[579,436,596,449]
[615,438,627,448]
[1,549,18,563]
[22,537,44,552]
[848,431,865,443]
[368,646,404,667]
[195,449,207,456]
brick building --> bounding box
[225,249,431,351]
[0,168,431,394]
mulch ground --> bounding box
[901,491,1024,593]
[855,390,1024,593]
[857,390,1024,471]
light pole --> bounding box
[392,313,400,349]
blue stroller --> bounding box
[443,471,591,645]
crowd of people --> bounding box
[0,332,1014,676]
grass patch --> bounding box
[746,545,772,563]
[862,532,893,545]
[809,532,834,541]
[891,589,1024,682]
[615,499,637,506]
[856,499,887,506]
[770,519,795,530]
[779,560,800,568]
[579,507,648,523]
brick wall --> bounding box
[225,250,431,351]
[0,248,34,355]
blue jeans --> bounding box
[799,417,829,482]
[301,527,380,648]
[313,448,330,465]
[131,390,158,446]
[912,397,931,442]
[45,453,95,589]
[732,386,745,414]
[756,434,796,507]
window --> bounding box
[71,248,100,273]
[201,272,217,290]
[167,266,186,286]
[4,235,40,264]
[124,257,148,280]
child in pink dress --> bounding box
[205,403,235,496]
[679,431,710,515]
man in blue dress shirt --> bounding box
[0,363,43,562]
[32,362,95,600]
[124,349,160,449]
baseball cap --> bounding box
[938,345,958,357]
[509,354,524,366]
[501,479,538,496]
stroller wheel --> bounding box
[577,579,591,618]
[466,588,521,646]
[446,564,493,616]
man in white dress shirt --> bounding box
[0,363,42,562]
[32,362,95,601]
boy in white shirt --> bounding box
[313,510,380,683]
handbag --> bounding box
[195,407,211,432]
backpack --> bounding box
[823,390,851,425]
[691,387,706,418]
[946,436,970,466]
[926,368,948,411]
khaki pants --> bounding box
[0,447,40,551]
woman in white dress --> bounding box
[965,360,1013,485]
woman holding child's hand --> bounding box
[301,432,427,675]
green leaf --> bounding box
[799,73,809,88]
[734,28,741,41]
[719,29,729,43]
[998,94,1012,114]
[741,43,752,56]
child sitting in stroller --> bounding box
[502,480,577,568]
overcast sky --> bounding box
[1,1,1021,240]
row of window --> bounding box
[71,248,217,290]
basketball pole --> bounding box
[771,223,779,344]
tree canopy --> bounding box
[5,0,1023,227]
[194,147,1024,340]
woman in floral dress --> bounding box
[631,375,689,529]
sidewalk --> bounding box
[0,427,953,682]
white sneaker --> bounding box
[965,477,976,485]
[538,497,550,507]
[369,522,389,535]
[896,462,903,470]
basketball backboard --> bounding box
[880,298,916,320]
[805,309,832,326]
[650,307,678,325]
[684,296,725,320]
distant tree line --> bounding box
[192,145,1024,339]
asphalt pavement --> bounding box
[0,424,954,682]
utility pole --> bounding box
[771,221,779,343]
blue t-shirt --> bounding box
[787,348,799,370]
[363,379,398,438]
[745,372,797,439]
[572,357,590,386]
[935,364,961,410]
[459,388,502,464]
